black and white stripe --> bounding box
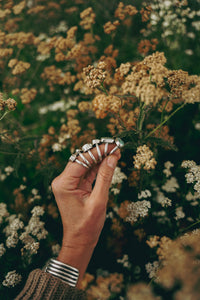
[45,259,79,287]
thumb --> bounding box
[90,153,120,205]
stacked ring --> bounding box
[69,137,124,169]
[75,149,91,167]
[101,137,115,156]
[92,139,102,162]
[109,137,124,155]
[69,152,89,169]
[82,143,97,164]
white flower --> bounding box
[110,167,127,195]
[38,99,77,115]
[23,242,40,255]
[52,143,63,152]
[126,200,151,223]
[185,49,193,56]
[195,123,200,130]
[6,232,18,248]
[10,218,24,231]
[138,189,151,199]
[187,32,195,39]
[175,207,185,220]
[25,216,48,240]
[182,160,200,195]
[192,21,200,31]
[163,161,174,178]
[36,53,50,61]
[156,190,172,207]
[29,190,42,203]
[117,254,131,269]
[0,203,9,223]
[31,189,39,195]
[161,177,179,192]
[52,244,61,256]
[111,167,127,185]
[145,261,159,279]
[181,160,196,168]
[0,243,6,257]
[4,166,14,175]
[110,187,120,195]
[0,173,6,181]
[2,270,22,288]
[31,206,45,217]
[19,232,35,245]
[19,184,26,190]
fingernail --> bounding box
[107,155,118,169]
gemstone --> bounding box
[115,137,124,148]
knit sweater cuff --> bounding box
[15,269,86,300]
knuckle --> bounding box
[51,176,61,195]
[99,168,112,182]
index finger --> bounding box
[59,141,123,189]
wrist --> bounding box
[57,243,95,286]
[45,258,79,287]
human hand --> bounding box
[51,142,121,284]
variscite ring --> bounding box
[75,149,91,167]
[82,143,97,164]
[109,137,124,155]
[101,137,115,156]
[92,139,102,161]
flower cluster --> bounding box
[126,200,151,223]
[133,145,157,170]
[83,62,107,89]
[110,167,127,195]
[182,160,200,196]
[2,270,22,288]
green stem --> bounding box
[0,110,10,121]
[159,99,170,135]
[100,82,108,96]
[179,219,200,235]
[160,100,170,124]
[145,103,186,139]
[114,94,137,99]
[137,101,146,132]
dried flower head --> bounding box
[2,270,22,288]
[83,62,107,89]
[80,7,96,30]
[133,145,157,170]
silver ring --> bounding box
[101,137,115,157]
[69,153,77,162]
[75,159,89,169]
[104,143,108,156]
[88,150,97,163]
[109,145,118,155]
[82,143,97,164]
[75,149,91,167]
[101,137,115,144]
[109,137,124,155]
[92,139,102,161]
